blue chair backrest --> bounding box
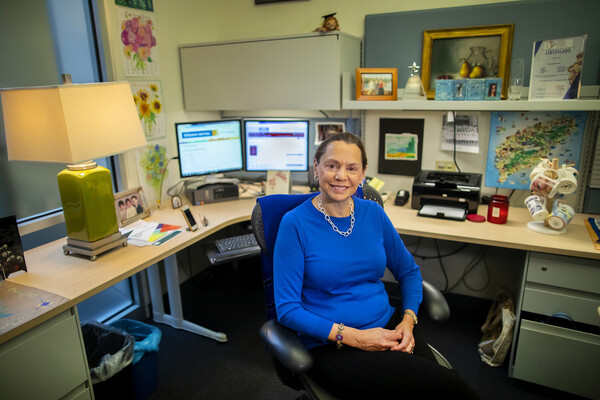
[255,187,368,320]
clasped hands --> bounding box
[342,319,415,353]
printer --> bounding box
[411,170,482,221]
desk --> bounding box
[1,199,598,399]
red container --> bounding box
[487,195,509,224]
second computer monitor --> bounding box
[244,119,309,171]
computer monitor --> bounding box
[175,119,243,178]
[244,119,309,171]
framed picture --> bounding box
[315,122,345,145]
[0,215,27,280]
[114,187,150,227]
[355,68,398,101]
[422,24,514,99]
[378,118,424,176]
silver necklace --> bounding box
[317,195,355,237]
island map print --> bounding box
[486,111,586,189]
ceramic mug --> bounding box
[529,173,558,197]
[524,195,548,221]
[555,166,578,195]
[546,200,575,230]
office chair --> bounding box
[251,185,452,400]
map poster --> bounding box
[486,111,586,189]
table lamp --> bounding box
[1,76,147,260]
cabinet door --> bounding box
[0,309,91,400]
[513,319,600,399]
[180,34,341,110]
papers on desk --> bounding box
[120,220,183,247]
[418,204,467,221]
[0,280,69,335]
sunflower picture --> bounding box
[130,81,166,139]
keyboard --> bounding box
[214,233,259,253]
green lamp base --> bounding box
[57,161,124,260]
[63,232,128,261]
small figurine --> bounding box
[314,12,340,32]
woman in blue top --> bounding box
[273,133,479,399]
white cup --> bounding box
[529,173,557,197]
[524,195,548,221]
[556,166,578,195]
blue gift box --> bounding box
[484,78,502,100]
[435,79,454,101]
[466,79,485,100]
[453,80,466,101]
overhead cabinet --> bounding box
[179,32,361,111]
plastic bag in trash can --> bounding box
[110,319,162,364]
[81,321,134,384]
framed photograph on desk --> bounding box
[114,187,151,227]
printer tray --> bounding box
[418,204,467,221]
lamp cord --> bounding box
[157,157,177,208]
[452,111,462,173]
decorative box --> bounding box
[453,80,466,101]
[434,79,454,101]
[484,78,502,100]
[465,79,485,100]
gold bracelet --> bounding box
[404,310,418,325]
[335,323,344,349]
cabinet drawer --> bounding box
[513,319,600,399]
[522,283,600,326]
[0,310,90,400]
[527,252,600,294]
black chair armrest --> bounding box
[259,319,314,373]
[422,280,450,322]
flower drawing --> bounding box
[121,15,156,72]
[139,144,167,200]
[133,84,162,137]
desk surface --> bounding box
[2,198,599,344]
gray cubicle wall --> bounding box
[364,0,600,87]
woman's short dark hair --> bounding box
[314,132,367,169]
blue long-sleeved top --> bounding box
[273,196,423,349]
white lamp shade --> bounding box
[1,82,147,163]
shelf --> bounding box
[343,98,600,112]
[342,85,600,112]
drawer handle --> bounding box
[541,266,547,272]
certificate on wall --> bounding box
[529,35,586,100]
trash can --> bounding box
[81,321,135,399]
[110,319,162,400]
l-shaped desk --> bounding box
[2,197,599,399]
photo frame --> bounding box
[355,68,398,101]
[315,122,345,145]
[422,24,514,99]
[0,215,27,280]
[114,187,150,227]
[378,118,424,176]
